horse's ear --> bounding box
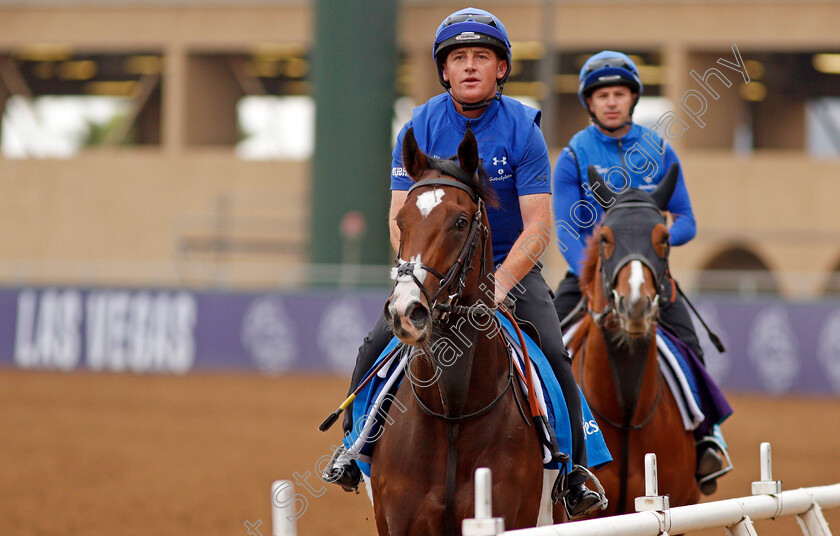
[587,165,614,209]
[650,163,679,210]
[457,127,479,178]
[402,128,429,182]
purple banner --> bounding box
[1,286,839,395]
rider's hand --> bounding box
[494,283,508,305]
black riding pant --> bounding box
[343,311,393,434]
[343,266,589,469]
[553,270,583,329]
[659,277,705,364]
[510,265,588,470]
[553,271,705,364]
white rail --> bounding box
[463,442,839,536]
[271,480,298,536]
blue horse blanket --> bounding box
[344,312,613,477]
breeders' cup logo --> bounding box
[816,308,840,393]
[241,296,297,373]
[317,299,370,374]
[747,306,799,394]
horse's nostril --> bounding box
[407,303,430,329]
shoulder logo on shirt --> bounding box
[392,166,407,177]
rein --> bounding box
[408,321,516,424]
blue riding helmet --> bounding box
[578,51,643,109]
[433,7,512,90]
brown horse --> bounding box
[566,164,700,516]
[372,128,544,535]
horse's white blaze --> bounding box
[390,254,425,316]
[629,260,645,305]
[416,189,445,218]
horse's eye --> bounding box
[455,216,469,230]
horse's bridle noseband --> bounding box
[393,177,490,322]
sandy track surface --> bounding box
[1,370,838,536]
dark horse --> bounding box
[372,128,544,535]
[566,164,700,516]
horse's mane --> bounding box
[427,156,499,208]
[578,227,601,299]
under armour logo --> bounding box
[492,156,507,166]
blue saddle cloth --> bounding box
[344,312,612,477]
[657,326,733,437]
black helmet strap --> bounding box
[450,85,504,112]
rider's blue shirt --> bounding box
[392,94,551,265]
[553,124,696,275]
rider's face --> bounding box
[587,85,636,134]
[442,47,506,108]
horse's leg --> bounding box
[372,389,447,535]
[455,392,543,529]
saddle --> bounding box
[343,313,613,477]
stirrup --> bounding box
[695,436,733,494]
[322,445,361,494]
[552,465,608,519]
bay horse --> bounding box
[566,164,700,516]
[372,127,544,535]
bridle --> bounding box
[393,176,491,323]
[588,200,670,328]
[580,197,672,514]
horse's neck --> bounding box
[410,296,506,420]
[582,317,661,428]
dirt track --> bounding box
[1,370,838,536]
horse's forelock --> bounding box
[424,157,498,208]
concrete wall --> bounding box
[0,1,839,296]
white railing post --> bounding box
[796,501,833,536]
[752,442,783,496]
[726,515,759,536]
[634,453,671,535]
[635,453,670,513]
[462,468,505,536]
[271,480,299,536]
